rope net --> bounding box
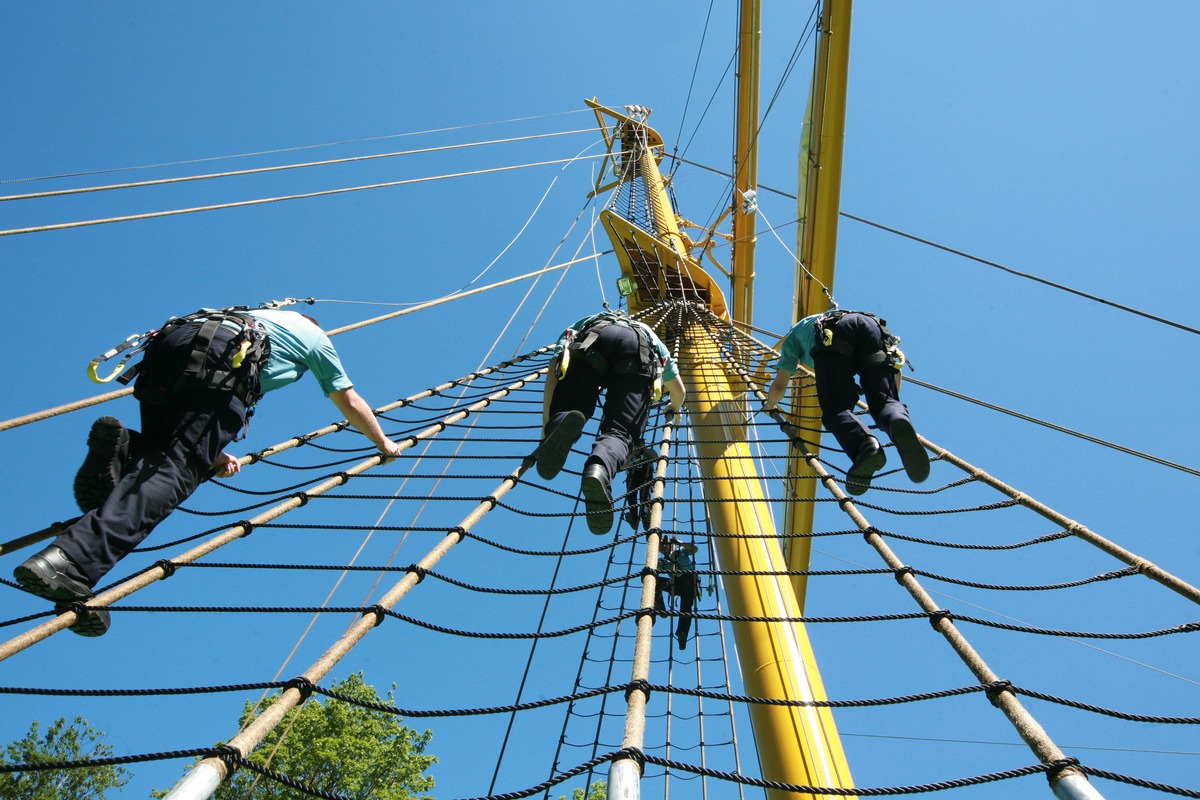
[1,302,1198,799]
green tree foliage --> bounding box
[559,779,606,800]
[157,672,435,800]
[0,716,131,800]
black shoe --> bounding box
[889,419,930,483]
[677,632,688,650]
[73,416,130,512]
[56,601,112,637]
[14,546,93,602]
[14,547,109,637]
[580,463,614,535]
[536,411,586,480]
[846,439,886,496]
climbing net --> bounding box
[1,302,1198,800]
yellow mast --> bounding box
[730,0,761,327]
[782,0,854,610]
[590,89,855,798]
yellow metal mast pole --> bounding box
[684,317,856,799]
[731,0,761,328]
[588,94,855,797]
[783,0,854,610]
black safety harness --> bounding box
[564,311,663,380]
[93,307,272,412]
[814,309,910,372]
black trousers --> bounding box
[656,573,697,641]
[54,325,248,586]
[546,324,652,479]
[812,312,912,461]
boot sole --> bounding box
[846,448,887,496]
[66,606,111,637]
[580,473,614,535]
[890,419,930,483]
[536,411,586,480]
[74,416,130,512]
[13,560,90,602]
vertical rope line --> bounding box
[610,371,679,786]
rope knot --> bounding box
[613,746,645,774]
[639,566,657,580]
[235,520,255,537]
[56,599,92,618]
[406,564,428,583]
[983,679,1012,707]
[291,491,310,507]
[634,607,658,622]
[1044,756,1083,785]
[334,471,351,483]
[155,559,178,578]
[210,744,243,769]
[862,526,883,541]
[361,605,387,628]
[624,679,651,703]
[448,526,468,541]
[927,609,953,629]
[284,676,316,700]
[892,565,913,584]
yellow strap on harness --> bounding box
[231,339,252,370]
[556,348,571,379]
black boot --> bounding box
[73,416,130,512]
[14,546,110,637]
[846,438,886,496]
[537,411,586,480]
[580,462,614,535]
[888,419,929,483]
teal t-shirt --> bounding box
[777,312,824,372]
[247,309,353,396]
[556,312,679,382]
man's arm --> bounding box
[543,356,561,428]
[329,387,404,457]
[763,368,795,412]
[665,374,686,414]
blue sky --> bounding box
[2,2,1199,798]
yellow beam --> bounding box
[681,319,855,799]
[731,0,762,327]
[784,0,854,609]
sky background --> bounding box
[1,2,1199,798]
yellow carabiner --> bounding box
[557,348,571,380]
[86,334,143,384]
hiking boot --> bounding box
[73,416,130,512]
[536,411,586,480]
[14,547,110,637]
[846,439,886,496]
[580,462,614,535]
[889,419,930,483]
[14,546,93,601]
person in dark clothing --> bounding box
[655,536,699,650]
[13,308,403,637]
[763,309,928,495]
[537,310,686,535]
